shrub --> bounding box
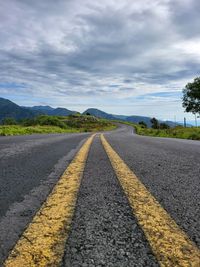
[151,117,159,129]
[21,118,37,126]
[2,117,17,125]
[35,115,67,128]
[160,123,170,129]
[138,121,147,128]
[20,115,67,128]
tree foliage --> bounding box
[160,123,170,129]
[182,77,200,114]
[138,121,147,128]
[151,117,159,129]
[21,115,67,128]
[2,117,17,125]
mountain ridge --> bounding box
[83,108,180,127]
[24,105,76,116]
[0,97,39,122]
[0,97,180,127]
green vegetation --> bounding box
[2,117,17,125]
[121,121,200,140]
[21,115,67,128]
[138,121,147,128]
[0,125,79,136]
[159,123,170,129]
[151,117,159,129]
[182,77,200,115]
[0,114,116,136]
[64,114,116,132]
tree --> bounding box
[138,121,147,128]
[2,117,17,125]
[182,77,200,115]
[151,117,159,129]
[160,123,170,129]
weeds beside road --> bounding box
[121,121,200,140]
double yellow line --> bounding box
[4,134,200,267]
[101,135,200,267]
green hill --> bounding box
[0,98,38,122]
[24,106,77,116]
[83,108,116,120]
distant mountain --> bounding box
[0,97,182,127]
[29,105,54,112]
[0,98,77,122]
[178,120,195,127]
[82,108,180,127]
[49,107,77,116]
[112,115,128,120]
[24,106,77,116]
[125,115,153,127]
[83,108,116,120]
[0,97,38,122]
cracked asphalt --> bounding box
[0,125,199,266]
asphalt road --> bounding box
[63,137,159,267]
[0,125,199,266]
[0,133,90,264]
[105,125,200,248]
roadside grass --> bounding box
[0,115,116,136]
[0,125,79,136]
[120,121,200,140]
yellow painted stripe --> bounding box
[4,134,95,267]
[101,134,200,267]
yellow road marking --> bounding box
[4,134,95,267]
[101,134,200,267]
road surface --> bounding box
[0,125,199,266]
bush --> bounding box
[2,117,17,125]
[35,115,67,128]
[138,121,147,128]
[20,115,67,128]
[21,118,37,126]
[188,133,200,140]
[151,117,159,129]
[160,123,170,129]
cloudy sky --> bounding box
[0,0,200,121]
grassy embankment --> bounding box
[121,121,200,140]
[0,114,116,136]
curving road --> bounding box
[0,125,199,266]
